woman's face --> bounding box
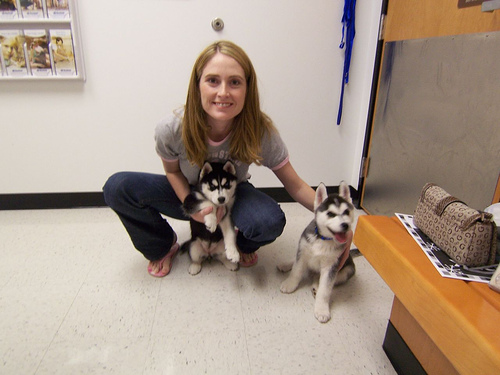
[199,52,247,127]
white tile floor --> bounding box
[0,203,396,375]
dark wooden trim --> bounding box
[358,0,389,209]
[383,321,426,375]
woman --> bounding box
[103,40,317,277]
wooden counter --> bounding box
[353,215,500,375]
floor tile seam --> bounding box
[146,279,164,339]
[235,271,255,375]
[139,280,164,375]
[1,274,15,290]
[33,279,87,375]
[33,261,111,369]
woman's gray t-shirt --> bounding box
[154,109,289,185]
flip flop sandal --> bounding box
[239,252,258,267]
[148,242,180,277]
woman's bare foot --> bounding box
[148,257,171,274]
[239,251,258,267]
[148,235,179,277]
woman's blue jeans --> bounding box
[103,172,286,261]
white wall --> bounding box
[0,0,382,194]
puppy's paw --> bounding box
[218,254,239,271]
[204,213,217,233]
[188,263,202,275]
[224,261,239,271]
[314,308,331,323]
[276,261,293,273]
[205,222,217,233]
[225,246,240,263]
[280,278,298,294]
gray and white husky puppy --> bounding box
[182,161,240,275]
[278,181,356,323]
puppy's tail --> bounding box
[180,240,192,254]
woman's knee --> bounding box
[261,203,286,230]
[102,172,135,208]
[265,206,286,238]
[239,204,286,243]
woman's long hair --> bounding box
[182,40,276,167]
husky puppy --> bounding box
[278,181,355,323]
[182,161,240,275]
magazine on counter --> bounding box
[25,29,52,76]
[0,29,28,76]
[396,213,497,284]
[49,29,76,76]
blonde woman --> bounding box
[104,41,316,277]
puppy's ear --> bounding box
[314,183,328,211]
[200,162,212,179]
[223,160,236,176]
[339,180,352,204]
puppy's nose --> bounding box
[341,223,349,231]
[218,197,226,204]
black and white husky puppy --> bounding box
[278,181,356,323]
[182,161,240,275]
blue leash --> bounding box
[337,0,356,125]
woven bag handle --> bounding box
[419,183,466,216]
[420,182,435,199]
[435,195,466,216]
[420,183,495,231]
[461,211,494,230]
[434,196,490,231]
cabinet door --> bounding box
[360,0,500,215]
